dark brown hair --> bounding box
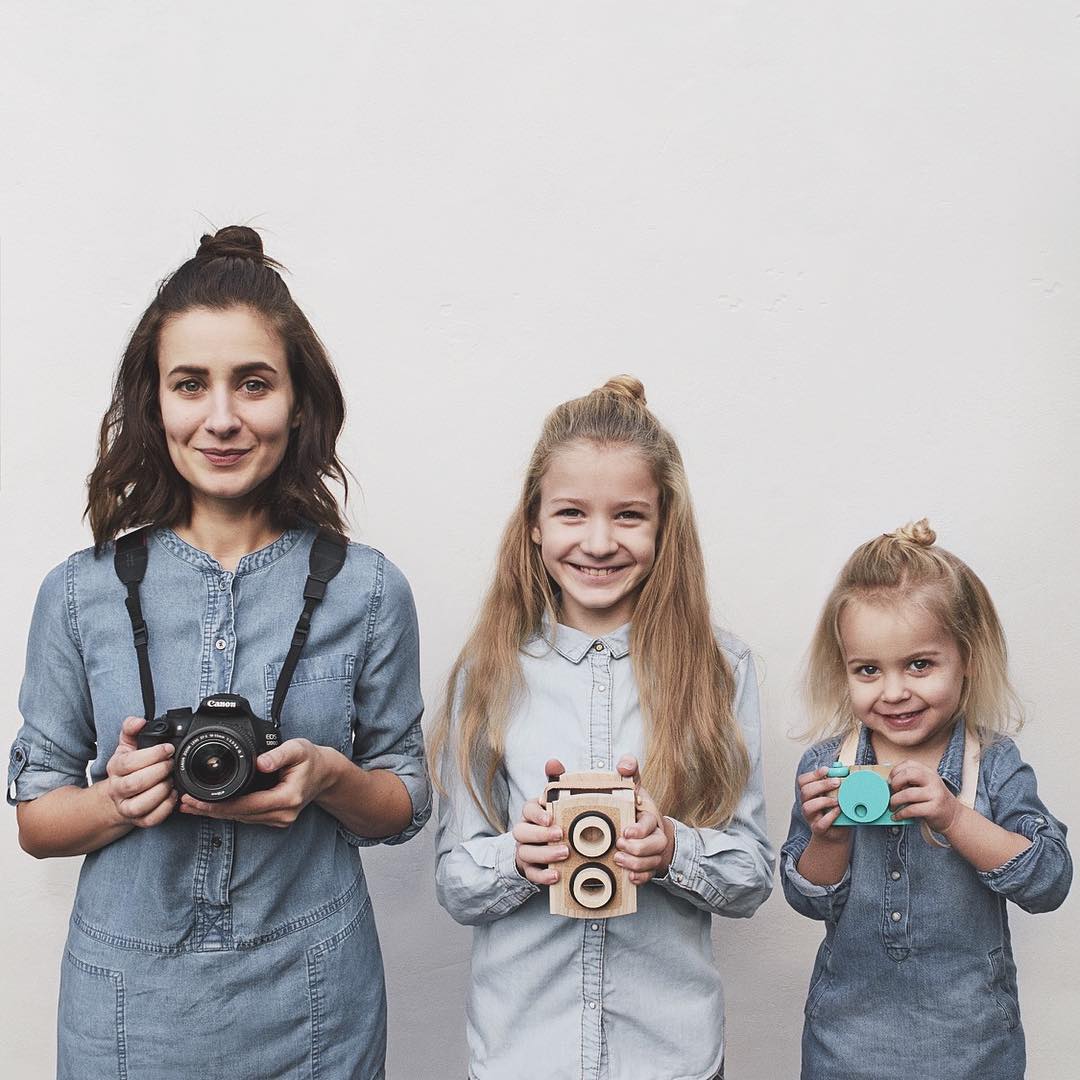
[87,226,348,547]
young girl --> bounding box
[431,376,773,1080]
[781,520,1072,1080]
[8,227,429,1079]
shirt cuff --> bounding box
[781,845,852,898]
[486,830,540,915]
[337,766,432,848]
[977,813,1047,891]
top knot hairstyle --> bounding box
[804,518,1022,743]
[430,375,751,832]
[87,226,347,546]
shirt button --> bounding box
[214,638,227,651]
[593,642,605,652]
[218,578,228,591]
[675,873,685,884]
[1035,817,1046,825]
[211,835,222,848]
[891,911,902,922]
[890,870,901,880]
[591,923,600,931]
[595,760,606,769]
[596,684,607,693]
[890,827,901,835]
[587,1001,597,1010]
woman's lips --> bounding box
[198,448,251,467]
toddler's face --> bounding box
[530,441,659,636]
[838,597,966,758]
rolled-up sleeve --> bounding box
[653,648,775,917]
[339,555,430,847]
[8,559,96,806]
[780,744,852,922]
[976,738,1071,914]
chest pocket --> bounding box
[264,653,356,756]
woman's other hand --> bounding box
[104,716,178,828]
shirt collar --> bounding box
[858,717,966,791]
[525,617,632,663]
[154,525,306,575]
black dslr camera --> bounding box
[137,694,281,802]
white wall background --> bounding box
[2,3,1078,1077]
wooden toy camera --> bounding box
[541,771,638,918]
[826,761,912,828]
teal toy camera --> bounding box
[826,762,912,828]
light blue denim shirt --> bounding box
[7,527,430,1080]
[781,721,1071,1080]
[434,622,774,1080]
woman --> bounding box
[8,226,429,1080]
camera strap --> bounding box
[114,528,349,727]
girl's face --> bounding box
[838,596,967,758]
[531,441,660,635]
[157,306,297,515]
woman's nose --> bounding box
[203,390,241,437]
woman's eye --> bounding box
[175,379,202,394]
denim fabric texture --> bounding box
[8,527,430,1080]
[781,721,1072,1080]
[434,621,774,1080]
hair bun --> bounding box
[196,225,272,265]
[598,375,647,405]
[891,518,937,547]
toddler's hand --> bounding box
[888,761,961,835]
[513,757,570,886]
[797,766,848,841]
[613,754,675,885]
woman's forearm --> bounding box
[314,748,414,839]
[16,782,132,858]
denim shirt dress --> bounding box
[7,527,431,1080]
[434,622,774,1080]
[780,721,1071,1080]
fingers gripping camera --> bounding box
[542,771,638,918]
[137,694,281,802]
[826,762,913,828]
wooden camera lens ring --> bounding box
[569,811,615,858]
[569,863,616,910]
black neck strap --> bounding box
[114,529,348,727]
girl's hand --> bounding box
[797,765,848,841]
[613,755,675,885]
[104,716,178,828]
[888,760,961,834]
[179,738,332,828]
[513,757,570,886]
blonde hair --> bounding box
[804,518,1022,744]
[429,375,750,830]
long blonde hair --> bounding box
[804,518,1022,744]
[429,376,750,830]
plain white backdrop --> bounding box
[2,3,1077,1077]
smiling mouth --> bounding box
[198,448,251,466]
[877,708,927,723]
[569,563,629,578]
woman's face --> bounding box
[157,306,297,514]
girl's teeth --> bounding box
[576,565,619,577]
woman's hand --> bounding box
[888,760,961,834]
[104,716,178,828]
[179,738,333,828]
[797,765,849,842]
[613,755,675,885]
[513,757,571,885]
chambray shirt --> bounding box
[781,721,1071,1080]
[434,622,774,1080]
[7,527,430,1079]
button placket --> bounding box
[588,647,613,776]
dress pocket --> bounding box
[307,895,387,1080]
[58,950,127,1080]
[264,652,355,755]
[804,942,833,1019]
[988,946,1021,1031]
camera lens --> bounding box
[189,740,239,789]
